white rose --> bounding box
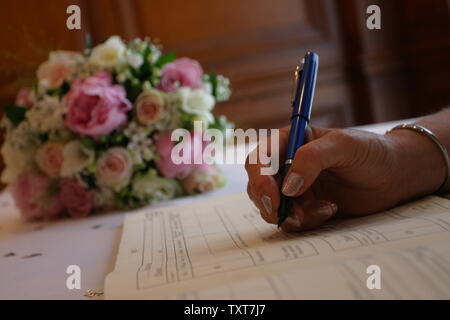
[61,141,95,177]
[89,36,126,69]
[127,52,144,69]
[132,170,180,202]
[176,87,215,115]
[2,121,41,183]
[0,141,35,184]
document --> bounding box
[105,193,450,299]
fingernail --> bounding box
[261,195,272,217]
[314,203,338,219]
[285,215,301,228]
[282,172,304,196]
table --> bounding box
[0,119,412,299]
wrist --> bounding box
[385,128,446,202]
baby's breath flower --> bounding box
[216,75,232,101]
[26,96,66,134]
[123,121,155,163]
[202,74,231,102]
[148,49,161,64]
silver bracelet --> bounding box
[386,124,450,193]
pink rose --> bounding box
[181,164,222,194]
[60,178,93,218]
[11,171,64,221]
[35,141,64,178]
[96,147,133,189]
[15,88,34,107]
[154,131,205,179]
[37,60,72,88]
[135,90,166,125]
[158,58,203,92]
[64,73,132,138]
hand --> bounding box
[245,126,445,232]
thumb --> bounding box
[281,128,350,197]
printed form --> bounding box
[105,193,450,299]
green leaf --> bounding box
[80,172,97,189]
[178,111,196,130]
[208,72,218,99]
[138,45,153,80]
[46,81,71,99]
[154,51,176,68]
[81,137,95,149]
[124,79,142,103]
[112,133,123,144]
[46,88,58,96]
[115,197,125,209]
[60,81,71,96]
[39,133,48,142]
[4,104,27,126]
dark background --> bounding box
[0,0,450,186]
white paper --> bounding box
[105,193,450,299]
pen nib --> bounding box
[277,216,287,229]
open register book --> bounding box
[105,193,450,299]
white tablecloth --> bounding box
[0,119,410,299]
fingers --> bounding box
[281,129,347,198]
[281,199,338,233]
[245,126,290,183]
[245,127,291,223]
[245,125,343,228]
[247,180,278,224]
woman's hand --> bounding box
[245,126,446,232]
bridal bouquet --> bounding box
[1,36,232,221]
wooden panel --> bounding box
[83,0,139,43]
[119,0,354,129]
[336,0,450,124]
[399,0,450,116]
[0,0,87,107]
[132,0,323,60]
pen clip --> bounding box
[290,59,304,105]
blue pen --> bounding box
[277,52,319,228]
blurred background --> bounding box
[0,0,449,185]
